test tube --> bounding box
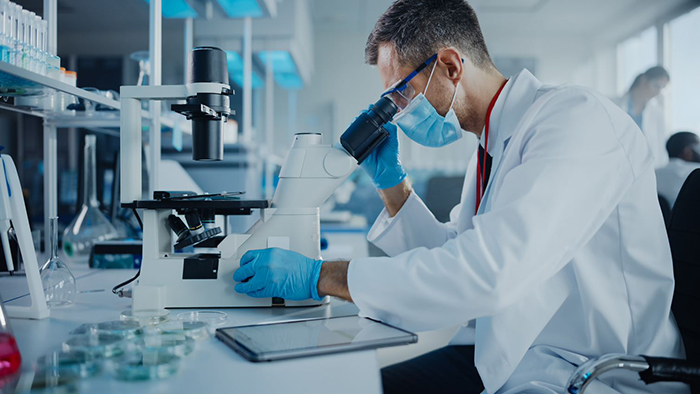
[39,19,46,75]
[32,14,40,73]
[9,3,20,66]
[18,8,29,68]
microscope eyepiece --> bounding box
[340,96,398,164]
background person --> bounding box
[656,131,700,207]
[616,66,671,169]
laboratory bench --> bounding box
[0,267,385,393]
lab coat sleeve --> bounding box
[348,89,643,332]
[366,191,461,257]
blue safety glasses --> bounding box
[381,53,438,110]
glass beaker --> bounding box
[62,135,119,264]
[40,216,76,308]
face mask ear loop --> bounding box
[449,82,460,111]
[424,60,438,96]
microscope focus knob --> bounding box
[324,149,355,178]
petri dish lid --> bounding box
[95,320,143,338]
[177,310,227,327]
[63,332,126,358]
[155,321,210,341]
[128,334,195,358]
[110,349,181,381]
[35,349,101,379]
[70,320,142,338]
[121,309,170,326]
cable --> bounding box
[132,208,143,229]
[112,208,144,296]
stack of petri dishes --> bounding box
[28,308,229,388]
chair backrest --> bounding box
[668,169,700,366]
[423,176,464,223]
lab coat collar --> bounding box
[480,69,543,157]
[475,69,543,215]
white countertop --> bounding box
[1,268,383,394]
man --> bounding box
[233,1,686,393]
[656,131,700,207]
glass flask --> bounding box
[0,292,21,382]
[63,135,119,264]
[40,216,76,308]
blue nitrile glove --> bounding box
[233,248,324,301]
[358,108,407,189]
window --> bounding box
[616,26,658,96]
[668,6,700,133]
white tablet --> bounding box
[216,315,418,362]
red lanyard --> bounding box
[476,80,508,214]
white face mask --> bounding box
[394,61,463,148]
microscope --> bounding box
[120,47,397,310]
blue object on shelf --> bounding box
[144,0,198,18]
[225,51,264,89]
[258,51,304,90]
[217,0,264,18]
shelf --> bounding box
[0,62,192,134]
[48,111,192,133]
[0,61,120,110]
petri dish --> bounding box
[35,349,101,379]
[156,321,210,341]
[29,367,81,393]
[120,309,170,326]
[177,311,227,328]
[68,323,96,336]
[128,333,195,357]
[95,320,143,338]
[63,331,126,358]
[110,349,181,381]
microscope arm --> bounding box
[271,135,358,209]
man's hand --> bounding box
[359,115,407,190]
[233,248,324,301]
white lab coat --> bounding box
[348,70,687,393]
[616,94,669,169]
[656,158,700,208]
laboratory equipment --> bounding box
[177,310,227,328]
[89,240,142,269]
[63,329,125,358]
[118,47,395,310]
[34,349,101,379]
[28,368,80,392]
[40,216,76,308]
[156,321,210,341]
[110,348,181,381]
[0,1,47,73]
[63,135,119,264]
[120,309,170,326]
[0,292,21,380]
[0,154,49,319]
[94,321,142,338]
[127,333,195,357]
[129,50,150,86]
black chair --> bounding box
[567,169,700,393]
[659,194,672,228]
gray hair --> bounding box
[365,0,494,70]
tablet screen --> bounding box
[218,315,415,356]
